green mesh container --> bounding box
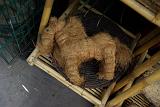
[0,0,44,64]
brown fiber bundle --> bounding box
[37,16,132,86]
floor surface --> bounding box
[0,58,92,107]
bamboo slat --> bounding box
[139,94,151,105]
[131,33,141,51]
[113,51,160,93]
[137,50,148,65]
[39,56,53,66]
[114,81,133,107]
[85,88,100,98]
[91,89,102,96]
[38,0,54,34]
[120,0,160,27]
[134,35,160,56]
[96,88,102,93]
[59,0,79,20]
[113,50,148,107]
[101,82,116,107]
[133,95,149,106]
[106,69,160,107]
[128,97,145,107]
[136,0,160,14]
[137,27,160,47]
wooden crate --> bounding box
[27,38,160,107]
[27,0,160,107]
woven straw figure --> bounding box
[37,16,132,86]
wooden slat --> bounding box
[59,0,80,20]
[138,95,150,105]
[131,33,141,51]
[85,88,101,98]
[106,69,160,107]
[136,0,160,14]
[114,81,133,107]
[120,0,160,27]
[128,97,145,107]
[132,96,147,107]
[91,89,102,96]
[96,88,102,93]
[114,50,148,107]
[137,27,160,47]
[38,0,54,33]
[100,82,116,107]
[113,51,160,93]
[134,95,149,106]
[39,56,53,66]
[140,94,152,105]
[134,35,160,56]
[132,95,150,107]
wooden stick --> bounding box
[114,81,133,107]
[106,68,160,107]
[137,50,148,65]
[111,50,147,96]
[134,35,160,56]
[101,82,116,107]
[137,27,160,47]
[38,0,54,34]
[113,51,160,93]
[59,0,79,20]
[113,50,148,107]
[120,0,160,27]
[131,33,141,51]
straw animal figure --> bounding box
[37,16,132,86]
